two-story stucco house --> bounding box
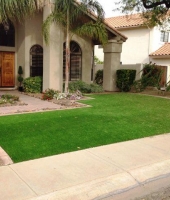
[0,1,127,92]
[95,13,170,82]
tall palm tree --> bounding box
[43,0,108,93]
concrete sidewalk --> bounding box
[1,133,170,200]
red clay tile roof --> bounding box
[105,13,145,29]
[150,43,170,56]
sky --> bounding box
[97,0,122,18]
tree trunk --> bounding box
[64,9,70,93]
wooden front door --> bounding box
[0,52,15,87]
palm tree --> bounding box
[0,0,43,23]
[43,0,108,93]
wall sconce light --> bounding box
[4,23,10,34]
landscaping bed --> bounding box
[0,94,27,107]
[23,90,92,107]
[131,86,170,99]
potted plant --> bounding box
[18,66,24,92]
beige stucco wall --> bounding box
[24,12,43,78]
[43,23,64,92]
[15,11,43,87]
[43,4,64,92]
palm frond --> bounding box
[79,0,105,21]
[0,0,42,23]
[74,21,108,44]
[43,12,66,44]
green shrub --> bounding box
[132,63,163,92]
[116,69,136,92]
[90,83,103,93]
[23,76,42,93]
[95,70,103,85]
[68,80,91,93]
[141,63,162,88]
[68,80,103,93]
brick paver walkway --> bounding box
[0,90,81,116]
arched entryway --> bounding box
[63,41,82,81]
[30,45,43,77]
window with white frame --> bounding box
[160,31,169,42]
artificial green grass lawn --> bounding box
[1,93,170,163]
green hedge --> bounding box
[23,76,42,93]
[95,69,103,85]
[116,69,136,92]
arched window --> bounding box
[30,45,43,77]
[0,21,15,47]
[63,41,82,81]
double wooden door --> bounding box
[0,52,15,87]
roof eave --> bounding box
[116,24,147,30]
[149,55,170,58]
[104,22,127,42]
[84,13,127,42]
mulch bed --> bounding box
[133,87,170,99]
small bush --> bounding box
[141,63,162,88]
[68,80,104,93]
[0,94,19,104]
[116,69,136,92]
[90,83,104,93]
[68,80,91,93]
[42,89,59,100]
[132,63,164,92]
[23,76,42,93]
[95,70,103,85]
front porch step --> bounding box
[0,87,17,91]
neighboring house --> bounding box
[0,2,127,92]
[95,13,170,83]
